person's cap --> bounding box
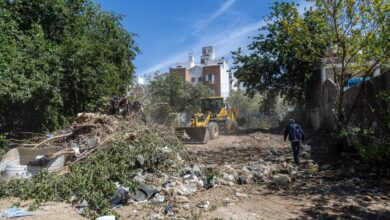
[289,119,295,124]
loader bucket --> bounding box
[175,127,209,144]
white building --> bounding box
[170,46,234,98]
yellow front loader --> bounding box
[175,96,239,144]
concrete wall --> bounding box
[310,69,390,131]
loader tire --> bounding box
[207,122,219,140]
[226,120,238,135]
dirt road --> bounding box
[185,130,390,220]
[1,130,390,219]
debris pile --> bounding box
[0,108,184,219]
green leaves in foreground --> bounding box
[0,123,182,219]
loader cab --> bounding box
[201,97,224,115]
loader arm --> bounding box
[193,112,211,127]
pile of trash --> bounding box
[0,108,184,219]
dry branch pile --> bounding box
[0,109,184,219]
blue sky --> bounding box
[94,0,310,77]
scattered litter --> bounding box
[1,206,35,219]
[133,183,157,202]
[135,154,145,168]
[110,187,129,207]
[175,183,197,196]
[197,201,210,210]
[152,193,165,203]
[164,204,174,216]
[96,215,116,220]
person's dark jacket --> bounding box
[284,123,305,142]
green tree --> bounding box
[232,1,328,111]
[0,0,139,132]
[146,73,212,113]
[314,0,389,133]
[227,91,261,115]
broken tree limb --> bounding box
[24,133,73,149]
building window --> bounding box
[207,74,214,84]
[198,77,202,82]
[191,77,196,83]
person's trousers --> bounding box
[291,141,300,164]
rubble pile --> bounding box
[214,145,315,188]
[0,109,185,219]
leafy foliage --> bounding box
[227,91,261,115]
[0,0,139,132]
[341,91,390,175]
[146,73,213,113]
[232,1,328,109]
[0,122,183,219]
[0,134,10,158]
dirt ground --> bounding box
[1,129,390,219]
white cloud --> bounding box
[138,0,310,76]
[138,20,263,76]
[194,0,237,34]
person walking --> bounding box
[284,119,305,164]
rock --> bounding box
[321,164,332,170]
[220,179,235,186]
[183,203,191,210]
[301,151,309,159]
[224,198,232,204]
[222,173,235,181]
[241,166,251,174]
[251,172,265,183]
[302,144,311,152]
[150,213,163,220]
[235,192,248,198]
[175,195,189,203]
[272,164,283,173]
[198,201,210,210]
[237,176,247,185]
[273,174,291,187]
[222,164,235,173]
[381,196,389,201]
[176,153,183,162]
[175,183,197,196]
[182,164,201,177]
[161,181,172,188]
[363,195,373,202]
[135,154,145,168]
